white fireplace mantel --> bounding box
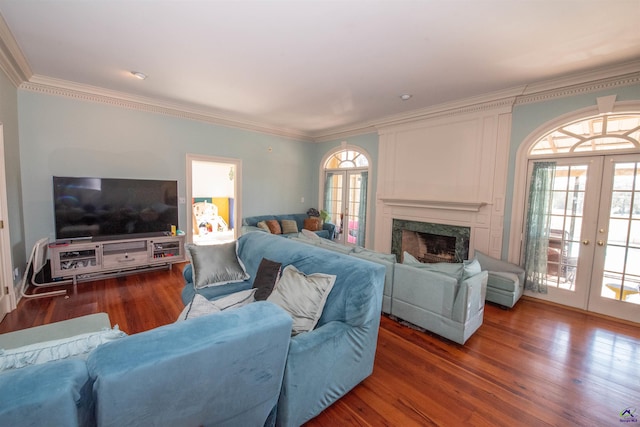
[378,197,488,212]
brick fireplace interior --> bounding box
[391,219,470,263]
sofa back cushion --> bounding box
[238,232,385,328]
[87,302,292,427]
[393,263,459,318]
[402,251,464,280]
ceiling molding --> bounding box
[0,13,31,87]
[21,76,314,142]
[515,69,640,106]
[520,59,640,96]
[311,124,378,143]
[373,92,522,132]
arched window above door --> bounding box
[529,113,640,156]
[324,149,369,169]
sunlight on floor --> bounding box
[193,230,235,245]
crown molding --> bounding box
[311,123,378,142]
[520,59,640,96]
[21,75,314,142]
[317,62,640,140]
[515,69,640,106]
[311,87,526,141]
[0,13,31,87]
[373,89,523,133]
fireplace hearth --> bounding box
[391,219,470,263]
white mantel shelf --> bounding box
[379,197,488,212]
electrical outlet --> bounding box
[13,267,19,280]
[301,196,305,203]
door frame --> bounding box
[186,154,242,244]
[325,168,368,246]
[0,124,16,319]
[509,100,640,321]
[319,144,372,246]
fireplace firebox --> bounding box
[391,219,470,263]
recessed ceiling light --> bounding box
[400,94,412,101]
[130,71,147,80]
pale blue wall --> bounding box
[0,70,26,283]
[313,132,379,247]
[502,83,640,258]
[17,91,315,253]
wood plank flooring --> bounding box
[2,263,639,426]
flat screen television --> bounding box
[53,176,179,241]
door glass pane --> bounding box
[346,174,362,245]
[600,161,640,304]
[546,165,587,291]
[325,173,344,240]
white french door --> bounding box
[324,170,367,246]
[528,154,640,323]
[587,154,640,322]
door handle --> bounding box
[582,240,590,245]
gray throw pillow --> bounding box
[185,241,250,289]
[267,265,336,335]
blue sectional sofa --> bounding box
[182,232,386,426]
[0,302,292,427]
[242,213,335,239]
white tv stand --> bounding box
[49,234,186,284]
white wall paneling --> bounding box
[374,100,515,259]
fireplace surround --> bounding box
[391,219,470,263]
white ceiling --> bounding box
[0,0,639,140]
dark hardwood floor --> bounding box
[2,263,639,426]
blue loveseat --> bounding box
[242,213,335,240]
[182,232,386,426]
[0,302,292,427]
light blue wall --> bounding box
[17,91,315,254]
[502,83,640,258]
[313,132,379,247]
[0,70,26,283]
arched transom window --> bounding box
[529,113,640,156]
[324,149,369,169]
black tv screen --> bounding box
[53,176,179,241]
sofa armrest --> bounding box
[452,271,488,323]
[278,319,378,426]
[0,359,93,427]
[475,251,525,285]
[322,222,336,239]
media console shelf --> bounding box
[49,235,186,284]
